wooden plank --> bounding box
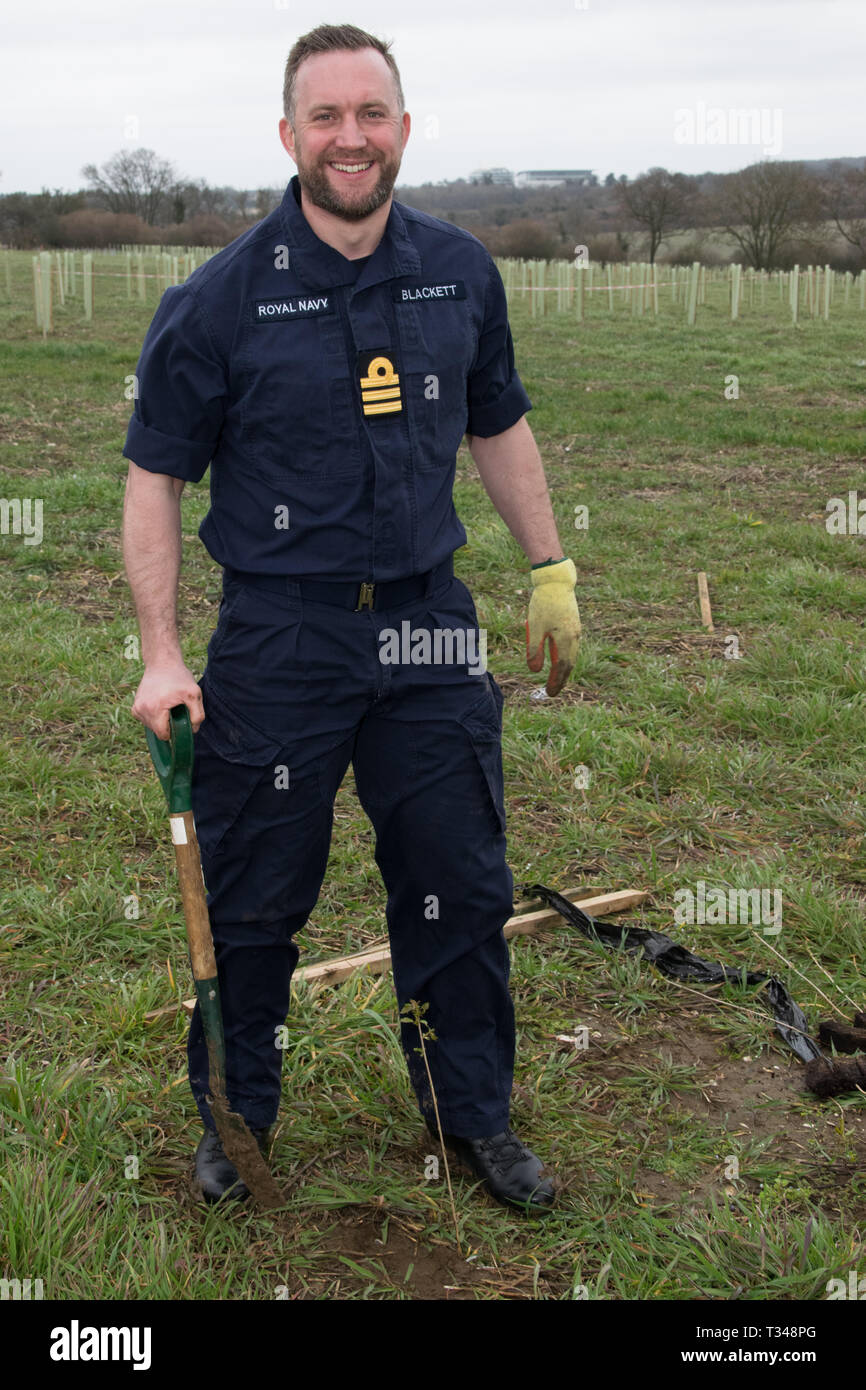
[697,571,714,630]
[503,888,646,937]
[165,886,649,1014]
[298,887,644,966]
[298,887,649,982]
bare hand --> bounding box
[131,661,205,739]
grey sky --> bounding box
[2,0,863,194]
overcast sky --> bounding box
[2,0,863,195]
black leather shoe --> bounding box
[434,1126,556,1214]
[194,1126,271,1204]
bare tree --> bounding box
[615,167,694,262]
[716,160,820,269]
[823,161,866,267]
[81,148,178,225]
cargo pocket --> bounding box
[191,678,285,859]
[456,673,507,835]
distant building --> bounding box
[514,170,595,188]
[468,168,515,185]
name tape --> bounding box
[252,295,334,322]
[392,281,466,303]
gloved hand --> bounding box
[526,557,581,696]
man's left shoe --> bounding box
[433,1126,556,1214]
[194,1125,271,1204]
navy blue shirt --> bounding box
[123,176,532,580]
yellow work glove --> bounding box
[526,557,581,696]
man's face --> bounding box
[279,49,410,222]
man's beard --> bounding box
[294,146,401,221]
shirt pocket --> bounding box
[239,308,362,481]
[394,299,477,471]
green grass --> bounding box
[1,249,865,1300]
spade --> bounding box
[145,704,284,1209]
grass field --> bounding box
[1,248,865,1301]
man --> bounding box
[122,23,581,1215]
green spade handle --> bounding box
[145,704,194,814]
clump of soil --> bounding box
[804,1055,866,1099]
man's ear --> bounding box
[278,117,296,161]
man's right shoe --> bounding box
[431,1125,557,1215]
[194,1126,270,1204]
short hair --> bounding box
[283,23,405,128]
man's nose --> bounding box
[333,115,368,148]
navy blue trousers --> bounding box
[187,564,516,1138]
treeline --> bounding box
[0,150,282,250]
[434,159,866,271]
[2,147,865,271]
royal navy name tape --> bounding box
[392,281,466,302]
[253,296,334,322]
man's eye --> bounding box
[311,110,385,121]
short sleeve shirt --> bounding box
[123,176,532,581]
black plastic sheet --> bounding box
[522,883,821,1063]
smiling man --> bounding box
[281,46,404,225]
[122,23,581,1216]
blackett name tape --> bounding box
[392,281,467,303]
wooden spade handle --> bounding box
[169,809,216,982]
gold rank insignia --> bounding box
[358,349,402,416]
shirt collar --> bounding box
[278,174,421,290]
